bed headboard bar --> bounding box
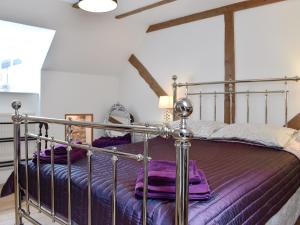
[175,76,300,87]
[172,75,299,125]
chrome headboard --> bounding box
[172,75,300,125]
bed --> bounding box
[4,75,300,225]
[12,136,300,225]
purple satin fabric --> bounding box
[32,147,86,164]
[92,134,131,148]
[44,144,69,156]
[135,160,211,200]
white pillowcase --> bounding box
[209,123,296,149]
[169,120,227,139]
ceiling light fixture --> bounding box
[77,0,118,13]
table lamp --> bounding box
[159,96,173,123]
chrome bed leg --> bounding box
[172,98,193,225]
[12,101,24,225]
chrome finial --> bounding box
[11,100,22,121]
[172,98,193,140]
[12,100,22,111]
[174,98,193,118]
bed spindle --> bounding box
[50,137,56,222]
[265,90,269,124]
[229,83,234,124]
[111,146,118,225]
[199,93,202,120]
[142,133,149,225]
[214,91,217,121]
[185,84,188,98]
[284,78,288,127]
[87,146,93,225]
[172,75,178,121]
[36,137,41,212]
[12,101,23,225]
[66,124,72,225]
[24,115,30,214]
[246,91,250,123]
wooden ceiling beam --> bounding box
[287,113,300,129]
[116,0,176,19]
[129,54,167,97]
[224,12,236,123]
[147,0,286,33]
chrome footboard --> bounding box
[11,98,193,225]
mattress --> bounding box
[15,137,300,225]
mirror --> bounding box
[104,103,134,137]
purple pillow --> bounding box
[92,133,131,148]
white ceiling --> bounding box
[0,0,244,76]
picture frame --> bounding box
[65,114,93,144]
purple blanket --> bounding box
[32,144,86,164]
[135,160,211,200]
[2,137,300,225]
[92,134,131,148]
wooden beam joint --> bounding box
[129,54,167,97]
[147,0,286,33]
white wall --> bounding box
[235,0,300,126]
[119,16,225,122]
[119,0,300,125]
[40,70,119,140]
[0,93,39,118]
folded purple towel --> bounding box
[33,147,86,164]
[138,160,202,186]
[135,160,211,200]
[92,133,131,148]
[44,144,68,156]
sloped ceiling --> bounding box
[0,0,243,76]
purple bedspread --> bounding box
[3,137,300,225]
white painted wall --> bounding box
[119,0,300,125]
[40,70,119,140]
[0,93,39,118]
[0,71,119,185]
[119,16,225,123]
[235,0,300,126]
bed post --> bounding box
[172,98,193,225]
[172,75,178,121]
[12,100,23,225]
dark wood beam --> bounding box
[147,0,285,33]
[116,0,176,19]
[129,54,167,97]
[224,12,236,124]
[287,113,300,130]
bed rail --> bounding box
[172,75,300,124]
[11,99,193,225]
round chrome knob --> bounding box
[11,100,22,110]
[174,98,193,118]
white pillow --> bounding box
[209,123,296,149]
[169,120,227,139]
[284,137,300,160]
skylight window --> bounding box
[0,20,55,93]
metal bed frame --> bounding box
[0,122,47,168]
[172,75,300,124]
[11,75,300,225]
[11,98,193,225]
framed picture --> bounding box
[65,114,93,144]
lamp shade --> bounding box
[159,96,173,109]
[78,0,118,13]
